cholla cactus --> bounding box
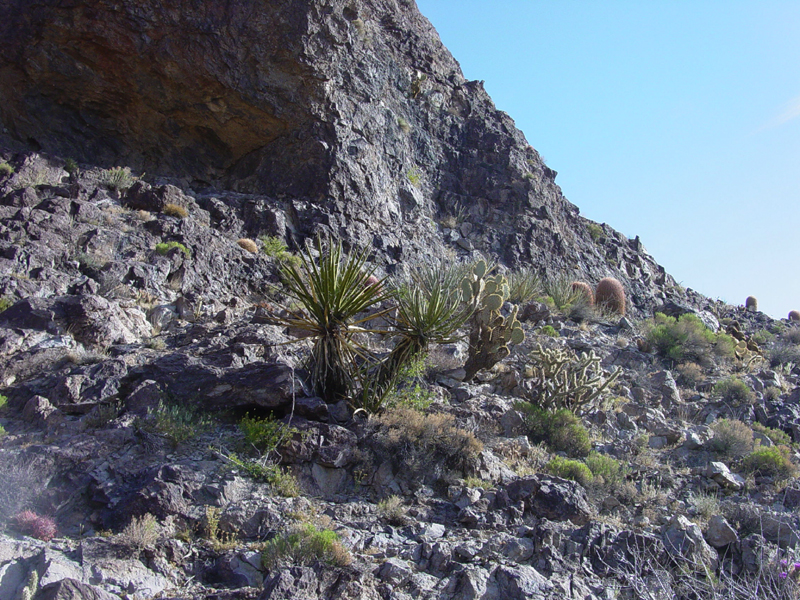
[745,296,758,312]
[20,570,38,600]
[595,277,626,315]
[461,260,525,380]
[523,343,621,414]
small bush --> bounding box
[370,408,483,483]
[538,325,559,337]
[139,400,212,448]
[376,496,407,525]
[546,456,593,487]
[0,394,7,410]
[763,386,783,402]
[118,513,159,550]
[676,362,704,388]
[781,327,800,345]
[585,451,627,486]
[237,238,259,253]
[0,162,13,177]
[0,296,12,312]
[225,453,299,497]
[162,203,188,218]
[260,235,301,267]
[239,413,297,455]
[708,419,754,460]
[155,241,191,257]
[13,510,57,541]
[516,404,591,458]
[713,377,755,405]
[595,277,625,316]
[262,523,351,569]
[688,490,720,522]
[64,158,79,175]
[99,166,137,191]
[0,425,6,438]
[752,422,791,446]
[769,342,800,368]
[587,223,604,242]
[742,446,798,479]
[645,313,735,366]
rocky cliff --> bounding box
[0,0,681,314]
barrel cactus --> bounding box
[745,296,758,312]
[789,310,800,322]
[571,281,594,306]
[595,277,625,316]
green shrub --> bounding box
[546,456,593,486]
[224,453,299,497]
[516,404,591,458]
[0,394,7,410]
[155,241,190,257]
[708,419,754,460]
[0,162,13,177]
[261,523,350,569]
[782,327,800,345]
[0,297,11,312]
[0,425,6,438]
[99,166,137,191]
[585,451,627,485]
[587,223,604,242]
[645,313,736,366]
[742,446,798,479]
[139,400,212,448]
[64,158,79,175]
[539,325,559,337]
[239,413,298,455]
[713,377,755,405]
[751,423,791,446]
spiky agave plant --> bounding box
[277,237,392,402]
[356,279,470,413]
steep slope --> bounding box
[0,0,680,314]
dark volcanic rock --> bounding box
[0,0,682,313]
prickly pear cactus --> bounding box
[462,260,525,380]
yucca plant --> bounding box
[508,267,543,304]
[406,258,473,299]
[277,237,392,401]
[356,280,470,413]
[544,273,581,311]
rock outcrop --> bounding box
[0,0,680,313]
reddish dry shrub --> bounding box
[571,281,594,306]
[595,277,625,316]
[13,510,57,541]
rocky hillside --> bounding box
[2,2,800,600]
[0,0,682,315]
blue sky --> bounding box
[415,1,800,319]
